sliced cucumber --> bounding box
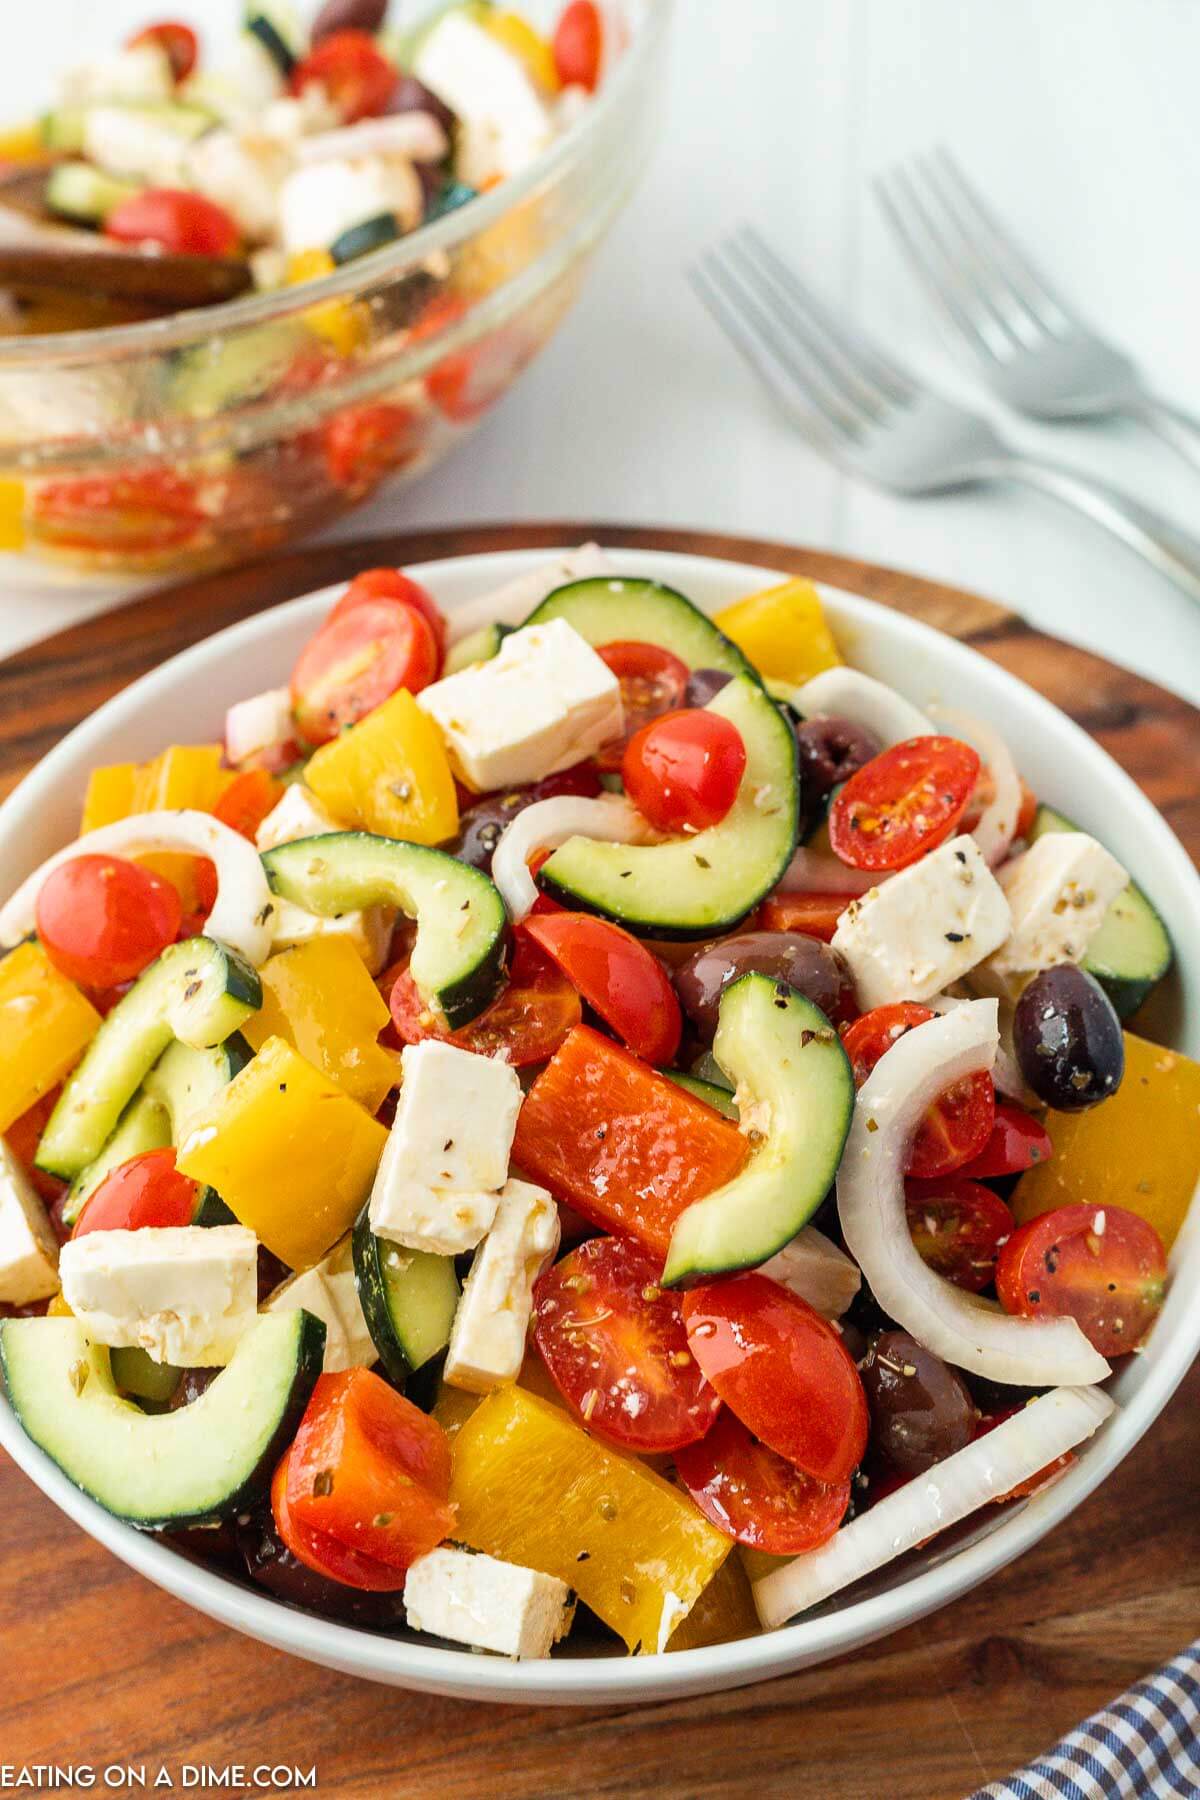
[168,320,311,420]
[45,162,138,225]
[245,10,299,76]
[1028,805,1172,1018]
[36,939,261,1181]
[144,1035,253,1140]
[43,100,215,153]
[524,577,759,681]
[662,973,854,1287]
[61,1092,171,1229]
[0,1312,324,1528]
[330,212,401,265]
[352,1207,460,1385]
[663,1071,739,1120]
[443,621,508,676]
[426,179,478,223]
[262,832,507,1028]
[542,677,799,939]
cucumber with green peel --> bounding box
[168,320,312,419]
[245,8,300,76]
[661,973,854,1287]
[524,577,759,682]
[443,621,509,676]
[330,212,401,265]
[352,1207,460,1386]
[261,832,508,1028]
[45,162,138,224]
[61,1092,172,1228]
[663,1071,739,1120]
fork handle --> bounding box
[1003,456,1200,606]
[1128,395,1200,473]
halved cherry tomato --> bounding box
[971,1409,1075,1501]
[594,641,689,772]
[330,567,448,657]
[842,1002,995,1178]
[181,856,220,938]
[291,596,438,744]
[127,19,198,81]
[105,188,240,257]
[323,403,422,488]
[829,736,981,872]
[289,30,396,121]
[959,1102,1053,1180]
[553,0,604,89]
[6,1089,67,1210]
[73,1149,199,1237]
[521,912,682,1064]
[387,928,581,1067]
[271,1450,406,1591]
[213,768,284,841]
[904,1177,1015,1293]
[285,1369,455,1572]
[674,1407,850,1554]
[622,708,747,835]
[683,1274,869,1486]
[33,469,205,555]
[425,323,531,422]
[995,1203,1166,1356]
[759,890,858,944]
[532,1235,721,1453]
[35,853,182,988]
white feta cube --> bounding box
[391,1040,522,1193]
[414,12,553,187]
[277,155,423,256]
[370,1170,500,1257]
[982,833,1128,997]
[256,783,392,973]
[263,1234,375,1372]
[185,128,289,244]
[0,1138,59,1306]
[759,1226,861,1321]
[59,1226,258,1366]
[255,783,341,851]
[225,687,295,768]
[81,107,189,186]
[418,619,623,791]
[443,1179,559,1394]
[404,1547,574,1659]
[832,834,1011,1008]
[59,44,174,108]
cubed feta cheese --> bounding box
[277,155,423,256]
[59,44,174,107]
[758,1226,861,1320]
[443,1179,559,1393]
[369,1171,500,1257]
[225,686,295,768]
[0,1138,60,1306]
[81,107,189,186]
[832,834,1011,1008]
[391,1040,523,1193]
[414,12,553,187]
[981,833,1129,998]
[263,1233,375,1372]
[418,619,623,791]
[404,1546,575,1658]
[255,783,341,851]
[59,1225,258,1366]
[256,783,393,973]
[185,128,290,244]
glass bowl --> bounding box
[0,0,670,590]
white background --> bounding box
[5,0,1200,706]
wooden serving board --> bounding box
[0,525,1197,1800]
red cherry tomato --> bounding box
[105,188,240,257]
[829,736,981,872]
[32,469,205,555]
[842,1003,995,1179]
[35,854,182,989]
[958,1102,1053,1180]
[330,567,448,657]
[553,0,604,89]
[521,912,682,1064]
[386,929,581,1067]
[594,641,689,772]
[674,1408,850,1554]
[213,769,284,842]
[73,1149,199,1238]
[904,1177,1015,1293]
[289,30,397,121]
[323,403,422,488]
[995,1202,1167,1356]
[127,19,198,81]
[271,1450,407,1591]
[532,1235,721,1453]
[1016,779,1038,840]
[622,708,747,835]
[291,596,438,745]
[759,890,859,944]
[682,1273,869,1486]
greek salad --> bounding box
[0,551,1196,1660]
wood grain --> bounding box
[0,525,1197,1800]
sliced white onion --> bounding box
[446,545,615,642]
[491,794,656,922]
[0,810,275,967]
[296,112,449,165]
[778,846,882,896]
[759,1226,861,1320]
[753,1385,1114,1630]
[931,704,1020,867]
[924,992,1033,1104]
[836,1001,1110,1386]
[790,668,935,748]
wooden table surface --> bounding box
[1,524,1197,1800]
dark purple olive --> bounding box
[674,930,853,1038]
[235,1512,408,1625]
[387,72,457,138]
[312,0,390,44]
[1013,964,1125,1111]
[168,1367,219,1410]
[860,1330,977,1475]
[447,769,601,873]
[684,667,732,709]
[794,714,881,804]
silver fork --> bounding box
[875,147,1200,468]
[689,225,1200,606]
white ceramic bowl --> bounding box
[2,547,1197,1706]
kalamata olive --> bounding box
[1013,964,1125,1111]
[235,1511,408,1625]
[446,764,602,872]
[674,930,853,1038]
[860,1330,977,1475]
[168,1367,219,1410]
[312,0,389,44]
[684,667,732,709]
[387,72,456,138]
[794,714,881,804]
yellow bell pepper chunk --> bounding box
[0,123,49,163]
[177,1036,388,1269]
[1012,1030,1200,1251]
[80,764,140,834]
[482,11,560,91]
[240,938,398,1112]
[449,1385,732,1653]
[667,1554,759,1651]
[714,579,843,686]
[306,689,459,845]
[46,1291,73,1317]
[288,250,366,357]
[81,745,230,913]
[0,478,26,550]
[0,944,101,1134]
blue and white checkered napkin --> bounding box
[970,1640,1200,1800]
